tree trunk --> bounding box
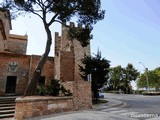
[24,23,52,96]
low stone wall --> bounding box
[14,96,74,120]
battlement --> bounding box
[62,22,83,29]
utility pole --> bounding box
[139,62,150,91]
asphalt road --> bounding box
[105,93,160,120]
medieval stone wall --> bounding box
[0,15,7,52]
[60,51,74,81]
[54,32,61,80]
[0,25,4,51]
[54,22,90,81]
[0,10,11,39]
[73,40,90,81]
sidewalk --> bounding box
[29,99,134,120]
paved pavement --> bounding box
[29,99,135,120]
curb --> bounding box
[92,98,126,111]
[108,99,126,108]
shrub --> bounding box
[142,91,160,96]
[35,85,49,96]
[35,79,72,96]
[133,90,145,94]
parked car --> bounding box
[98,92,104,98]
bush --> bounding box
[133,90,145,94]
[142,91,160,96]
[35,85,49,95]
[35,79,72,96]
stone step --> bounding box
[0,113,14,119]
[0,97,16,119]
[0,109,15,114]
[0,103,15,107]
[0,106,15,110]
[0,100,15,104]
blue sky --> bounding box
[10,0,160,74]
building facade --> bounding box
[0,8,91,108]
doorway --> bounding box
[5,76,17,95]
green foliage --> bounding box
[35,79,72,96]
[108,64,139,94]
[137,67,160,91]
[35,85,49,96]
[68,25,93,47]
[133,90,145,94]
[79,50,110,101]
[143,91,160,96]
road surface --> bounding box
[104,93,160,120]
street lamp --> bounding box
[139,62,150,91]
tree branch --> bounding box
[30,10,43,20]
[48,13,58,26]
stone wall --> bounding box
[0,52,30,96]
[73,39,90,81]
[14,96,74,120]
[0,17,7,52]
[0,10,11,39]
[0,53,54,96]
[0,24,4,51]
[54,22,90,82]
[73,81,92,110]
[61,81,92,110]
[5,34,28,54]
[28,55,54,86]
[60,51,74,81]
[14,81,92,119]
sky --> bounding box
[10,0,160,75]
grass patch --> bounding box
[93,99,108,105]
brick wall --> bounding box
[73,81,92,110]
[14,81,92,119]
[0,53,54,96]
[0,10,11,39]
[73,40,90,81]
[54,32,61,80]
[60,51,74,81]
[61,81,92,110]
[5,34,28,54]
[60,22,90,81]
[0,52,30,96]
[28,55,54,86]
[14,96,74,120]
[0,25,4,51]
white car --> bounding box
[99,93,104,98]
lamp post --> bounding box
[139,62,150,91]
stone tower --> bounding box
[54,22,90,82]
[54,22,92,110]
